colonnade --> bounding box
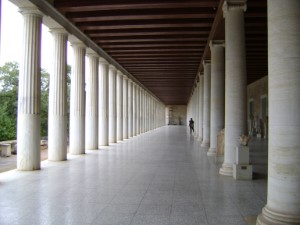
[16,6,165,171]
[188,0,300,224]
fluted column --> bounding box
[116,70,123,142]
[85,50,99,150]
[128,79,133,138]
[257,1,300,224]
[220,0,247,176]
[132,83,137,136]
[136,86,140,135]
[98,58,109,146]
[48,28,68,161]
[69,39,86,155]
[197,74,204,142]
[123,76,128,139]
[17,8,43,170]
[208,41,225,156]
[109,65,117,143]
[201,61,211,148]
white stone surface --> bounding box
[17,8,43,170]
[235,146,249,165]
[116,71,123,142]
[132,83,137,136]
[85,52,99,150]
[220,0,247,176]
[201,61,211,148]
[208,41,225,156]
[48,28,68,161]
[0,144,12,157]
[69,42,86,155]
[257,0,300,224]
[233,164,252,180]
[98,58,109,146]
[123,76,128,139]
[128,80,133,138]
[198,74,204,142]
[109,65,117,143]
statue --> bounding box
[239,134,251,146]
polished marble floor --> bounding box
[0,126,267,225]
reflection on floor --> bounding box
[0,126,267,225]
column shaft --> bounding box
[109,65,117,143]
[201,61,211,148]
[132,84,137,136]
[98,59,109,146]
[17,8,42,170]
[208,41,225,156]
[128,80,133,138]
[48,28,68,161]
[198,74,204,142]
[123,77,128,139]
[69,43,86,154]
[257,1,300,224]
[220,0,247,176]
[85,52,98,150]
[116,71,123,141]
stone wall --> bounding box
[247,76,268,136]
[166,105,187,125]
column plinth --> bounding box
[48,28,68,161]
[69,40,86,155]
[220,0,247,176]
[98,58,109,146]
[17,8,43,170]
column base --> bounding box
[219,163,233,176]
[257,206,300,225]
[201,141,210,148]
[207,148,216,156]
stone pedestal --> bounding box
[17,8,43,170]
[220,0,247,176]
[98,58,109,146]
[235,146,249,164]
[0,144,11,157]
[48,28,68,161]
[233,146,252,180]
[215,129,224,164]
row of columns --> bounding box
[187,0,300,224]
[16,7,165,171]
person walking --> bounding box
[189,118,194,134]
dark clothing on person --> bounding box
[189,118,194,134]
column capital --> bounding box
[209,40,225,49]
[69,35,86,48]
[99,57,108,65]
[122,74,128,80]
[86,48,99,58]
[223,0,247,16]
[109,64,117,71]
[19,7,43,17]
[202,60,211,66]
[117,70,123,76]
[49,27,68,35]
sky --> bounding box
[0,0,73,73]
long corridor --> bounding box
[0,126,267,225]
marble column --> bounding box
[220,0,247,176]
[85,50,98,150]
[69,39,86,155]
[197,74,204,142]
[17,8,43,170]
[208,41,225,156]
[128,80,133,138]
[98,58,109,146]
[108,65,117,143]
[257,1,300,224]
[48,28,68,161]
[123,76,128,139]
[136,86,140,135]
[201,61,211,148]
[116,70,123,142]
[132,83,137,136]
